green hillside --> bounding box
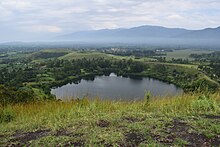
[0,93,220,146]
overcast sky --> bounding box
[0,0,220,41]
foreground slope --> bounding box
[0,93,220,146]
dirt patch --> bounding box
[151,118,219,146]
[95,141,113,147]
[0,134,5,138]
[171,118,190,134]
[169,119,212,146]
[151,133,174,145]
[121,130,146,146]
[203,114,220,119]
[8,129,51,146]
[97,120,111,128]
[61,140,85,147]
[55,129,84,139]
[122,116,143,123]
[55,130,85,147]
[211,135,220,146]
[55,129,73,136]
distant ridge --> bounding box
[56,25,220,40]
[175,26,220,39]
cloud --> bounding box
[1,1,31,11]
[0,0,220,41]
[22,25,62,33]
[167,14,184,20]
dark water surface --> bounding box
[51,73,183,100]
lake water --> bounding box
[51,73,183,100]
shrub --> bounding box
[0,85,35,105]
[0,106,15,123]
[191,95,219,112]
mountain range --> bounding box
[56,25,220,41]
[51,25,220,49]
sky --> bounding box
[0,0,220,41]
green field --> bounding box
[58,51,154,61]
[59,51,114,60]
[164,49,213,61]
[0,64,7,68]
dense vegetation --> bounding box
[0,85,35,106]
[190,51,220,62]
[198,63,220,83]
[190,51,220,84]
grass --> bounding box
[0,92,220,146]
[59,51,114,60]
[58,51,155,61]
[0,64,7,68]
[164,49,213,61]
[144,61,198,69]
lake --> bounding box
[51,73,183,100]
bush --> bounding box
[0,85,35,105]
[191,79,218,92]
[191,95,219,112]
[0,106,15,123]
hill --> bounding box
[55,25,220,49]
[176,27,220,39]
[58,25,191,40]
[56,25,220,40]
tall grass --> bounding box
[0,92,219,132]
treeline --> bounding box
[190,51,220,62]
[46,58,145,81]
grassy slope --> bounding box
[144,61,198,69]
[58,51,155,62]
[59,52,114,60]
[164,49,214,61]
[0,93,220,146]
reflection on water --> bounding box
[51,73,183,100]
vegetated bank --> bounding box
[0,92,220,146]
